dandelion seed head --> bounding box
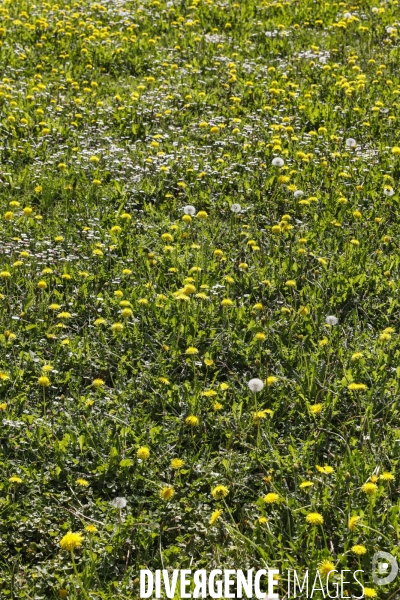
[247,378,264,393]
[111,497,127,509]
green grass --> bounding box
[0,0,400,597]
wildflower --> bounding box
[202,390,217,397]
[92,379,104,388]
[209,509,223,526]
[258,516,268,525]
[183,205,196,215]
[186,415,199,426]
[254,332,266,341]
[9,475,23,484]
[383,186,394,196]
[316,465,334,474]
[325,315,338,325]
[94,318,106,326]
[231,203,241,213]
[266,376,278,385]
[185,346,198,355]
[300,481,314,489]
[197,210,208,219]
[380,471,395,481]
[363,588,377,598]
[351,544,367,556]
[57,312,72,320]
[221,298,234,307]
[213,402,223,411]
[59,531,84,551]
[272,157,284,167]
[348,382,367,391]
[111,497,127,509]
[111,322,124,332]
[76,478,89,487]
[351,352,364,361]
[263,492,280,504]
[38,376,50,387]
[362,482,378,495]
[298,306,309,316]
[306,512,324,525]
[253,410,271,422]
[211,485,229,500]
[348,516,361,531]
[310,403,323,414]
[285,279,296,287]
[85,524,98,533]
[171,458,184,469]
[248,378,264,393]
[318,560,336,576]
[137,446,150,460]
[160,486,175,500]
[37,280,47,289]
[345,138,357,148]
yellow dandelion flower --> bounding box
[351,544,367,556]
[9,475,23,484]
[91,377,105,388]
[362,482,378,495]
[306,512,324,525]
[160,486,175,500]
[76,478,89,487]
[211,485,229,500]
[318,560,335,576]
[209,509,223,526]
[348,516,361,531]
[380,471,395,481]
[137,446,150,460]
[263,493,280,504]
[300,481,314,490]
[59,531,84,551]
[185,346,198,355]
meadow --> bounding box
[0,0,399,597]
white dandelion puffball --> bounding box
[345,138,357,148]
[383,187,394,197]
[183,205,196,216]
[325,315,338,326]
[231,203,241,213]
[111,497,127,509]
[272,157,285,167]
[294,190,304,198]
[343,12,352,19]
[248,378,264,393]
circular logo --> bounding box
[372,551,398,585]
